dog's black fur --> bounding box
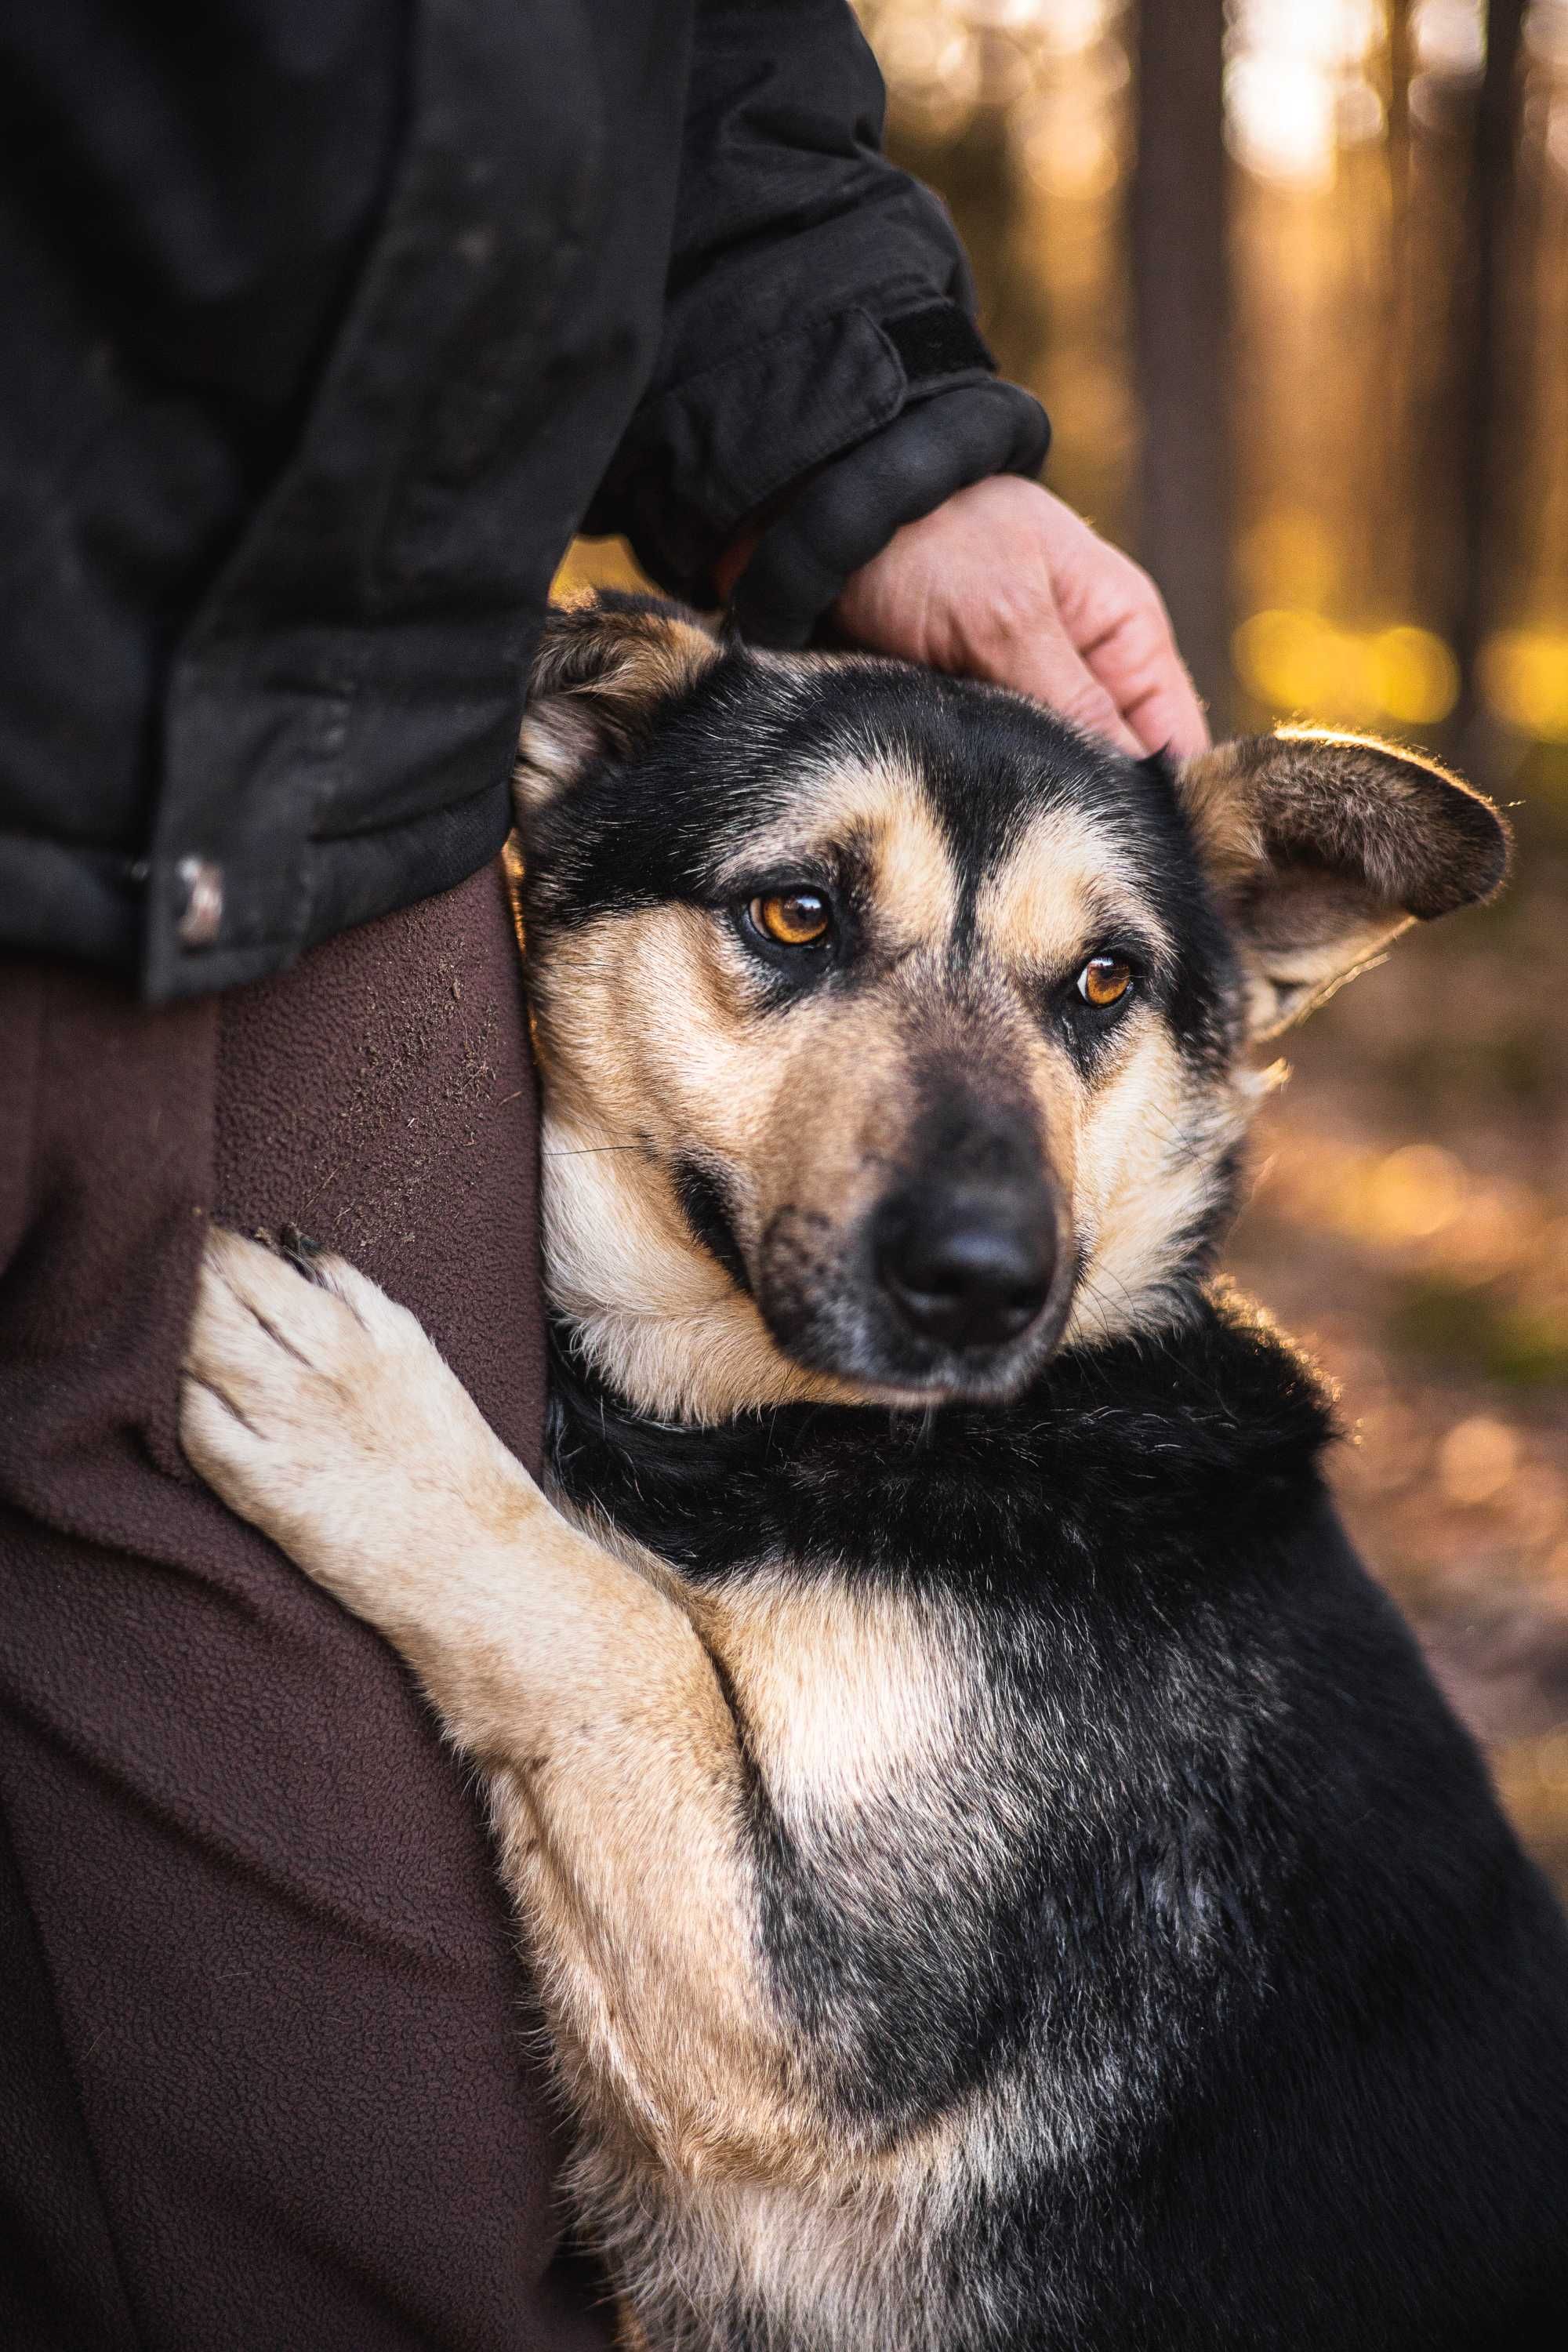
[549,1296,1568,2347]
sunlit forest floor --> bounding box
[1225,746,1568,1896]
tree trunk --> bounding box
[1131,0,1232,729]
[1453,0,1526,748]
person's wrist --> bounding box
[723,383,1049,650]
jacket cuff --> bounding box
[727,379,1050,650]
[585,297,1030,601]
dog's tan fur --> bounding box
[180,607,1510,2350]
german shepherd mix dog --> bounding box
[183,597,1568,2350]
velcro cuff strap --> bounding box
[882,303,996,388]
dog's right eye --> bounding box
[1076,955,1134,1010]
[745,891,833,951]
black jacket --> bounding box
[1,0,1047,1000]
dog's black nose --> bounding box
[874,1188,1058,1350]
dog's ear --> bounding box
[1175,729,1509,1040]
[514,593,723,814]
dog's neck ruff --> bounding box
[545,1287,1336,1598]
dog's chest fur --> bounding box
[543,1298,1367,2347]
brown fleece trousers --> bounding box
[0,864,612,2350]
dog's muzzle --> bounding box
[757,1087,1073,1399]
[872,1180,1059,1352]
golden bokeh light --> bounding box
[1362,1143,1469,1243]
[1223,0,1388,191]
[1411,0,1486,82]
[1479,629,1568,739]
[1439,1415,1520,1506]
[1234,610,1460,726]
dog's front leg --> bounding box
[180,1229,807,2182]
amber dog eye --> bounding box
[1076,955,1134,1010]
[749,890,831,948]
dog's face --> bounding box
[516,596,1506,1423]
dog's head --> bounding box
[516,593,1506,1421]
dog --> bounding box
[181,593,1568,2350]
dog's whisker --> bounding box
[542,1144,648,1159]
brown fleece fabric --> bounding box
[0,863,612,2350]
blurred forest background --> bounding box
[561,0,1568,1895]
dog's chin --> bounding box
[754,1238,1079,1410]
[760,1295,1073,1413]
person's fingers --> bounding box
[1116,670,1210,762]
[964,604,1145,756]
[1076,586,1210,760]
[829,478,1210,759]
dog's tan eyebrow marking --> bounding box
[713,752,958,953]
[975,805,1172,975]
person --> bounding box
[0,6,1207,2345]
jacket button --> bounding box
[176,856,225,948]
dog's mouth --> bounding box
[755,1178,1077,1406]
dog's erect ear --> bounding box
[514,593,723,814]
[1175,729,1509,1040]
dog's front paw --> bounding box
[180,1227,521,1621]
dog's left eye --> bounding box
[747,891,833,949]
[1076,955,1134,1010]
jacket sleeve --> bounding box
[583,0,1049,644]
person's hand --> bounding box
[829,476,1210,760]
